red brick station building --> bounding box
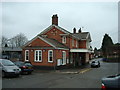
[22,14,93,69]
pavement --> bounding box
[34,63,91,74]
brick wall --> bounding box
[23,49,69,67]
[79,40,86,48]
[26,37,51,47]
[44,27,65,43]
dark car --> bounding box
[91,60,100,68]
[14,61,33,74]
[102,58,107,62]
[102,74,120,89]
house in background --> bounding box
[2,47,22,61]
[22,14,93,69]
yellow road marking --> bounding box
[79,68,92,74]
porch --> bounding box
[70,49,91,67]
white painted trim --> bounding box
[40,25,70,35]
[39,25,53,35]
[62,51,66,65]
[22,36,39,48]
[56,48,69,50]
[59,34,69,36]
[70,49,91,52]
[25,50,29,61]
[62,36,66,44]
[38,36,69,50]
[23,35,69,50]
[48,50,53,63]
[34,50,42,62]
[86,32,92,42]
[38,36,56,48]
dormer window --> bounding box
[62,36,66,44]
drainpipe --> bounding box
[53,48,56,71]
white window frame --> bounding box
[48,50,53,63]
[62,51,66,65]
[34,50,42,62]
[25,50,29,61]
[62,36,66,44]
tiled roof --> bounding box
[24,46,54,49]
[72,32,89,39]
[72,32,91,41]
[23,25,91,49]
[39,24,91,41]
[2,47,22,51]
[38,36,69,49]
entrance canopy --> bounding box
[70,49,93,53]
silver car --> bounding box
[0,59,21,77]
[91,60,100,68]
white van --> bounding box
[0,59,21,77]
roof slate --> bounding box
[39,24,90,41]
[72,32,89,40]
[23,24,91,49]
[2,47,22,51]
[38,36,69,49]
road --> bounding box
[2,58,119,88]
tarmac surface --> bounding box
[2,58,119,88]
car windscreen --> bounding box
[14,62,24,66]
[92,61,95,63]
[2,60,15,66]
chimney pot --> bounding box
[78,28,82,33]
[52,14,58,25]
[73,28,76,33]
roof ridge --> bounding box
[39,24,71,35]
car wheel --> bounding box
[28,72,32,74]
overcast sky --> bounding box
[1,1,118,49]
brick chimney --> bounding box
[52,14,58,25]
[73,28,76,33]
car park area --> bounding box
[2,58,119,88]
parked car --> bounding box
[102,58,107,62]
[91,60,100,68]
[13,61,33,74]
[0,59,21,77]
[102,74,120,89]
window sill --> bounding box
[62,42,66,44]
[34,61,42,62]
[48,61,53,63]
[25,60,29,61]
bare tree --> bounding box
[9,33,28,47]
[1,36,8,47]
